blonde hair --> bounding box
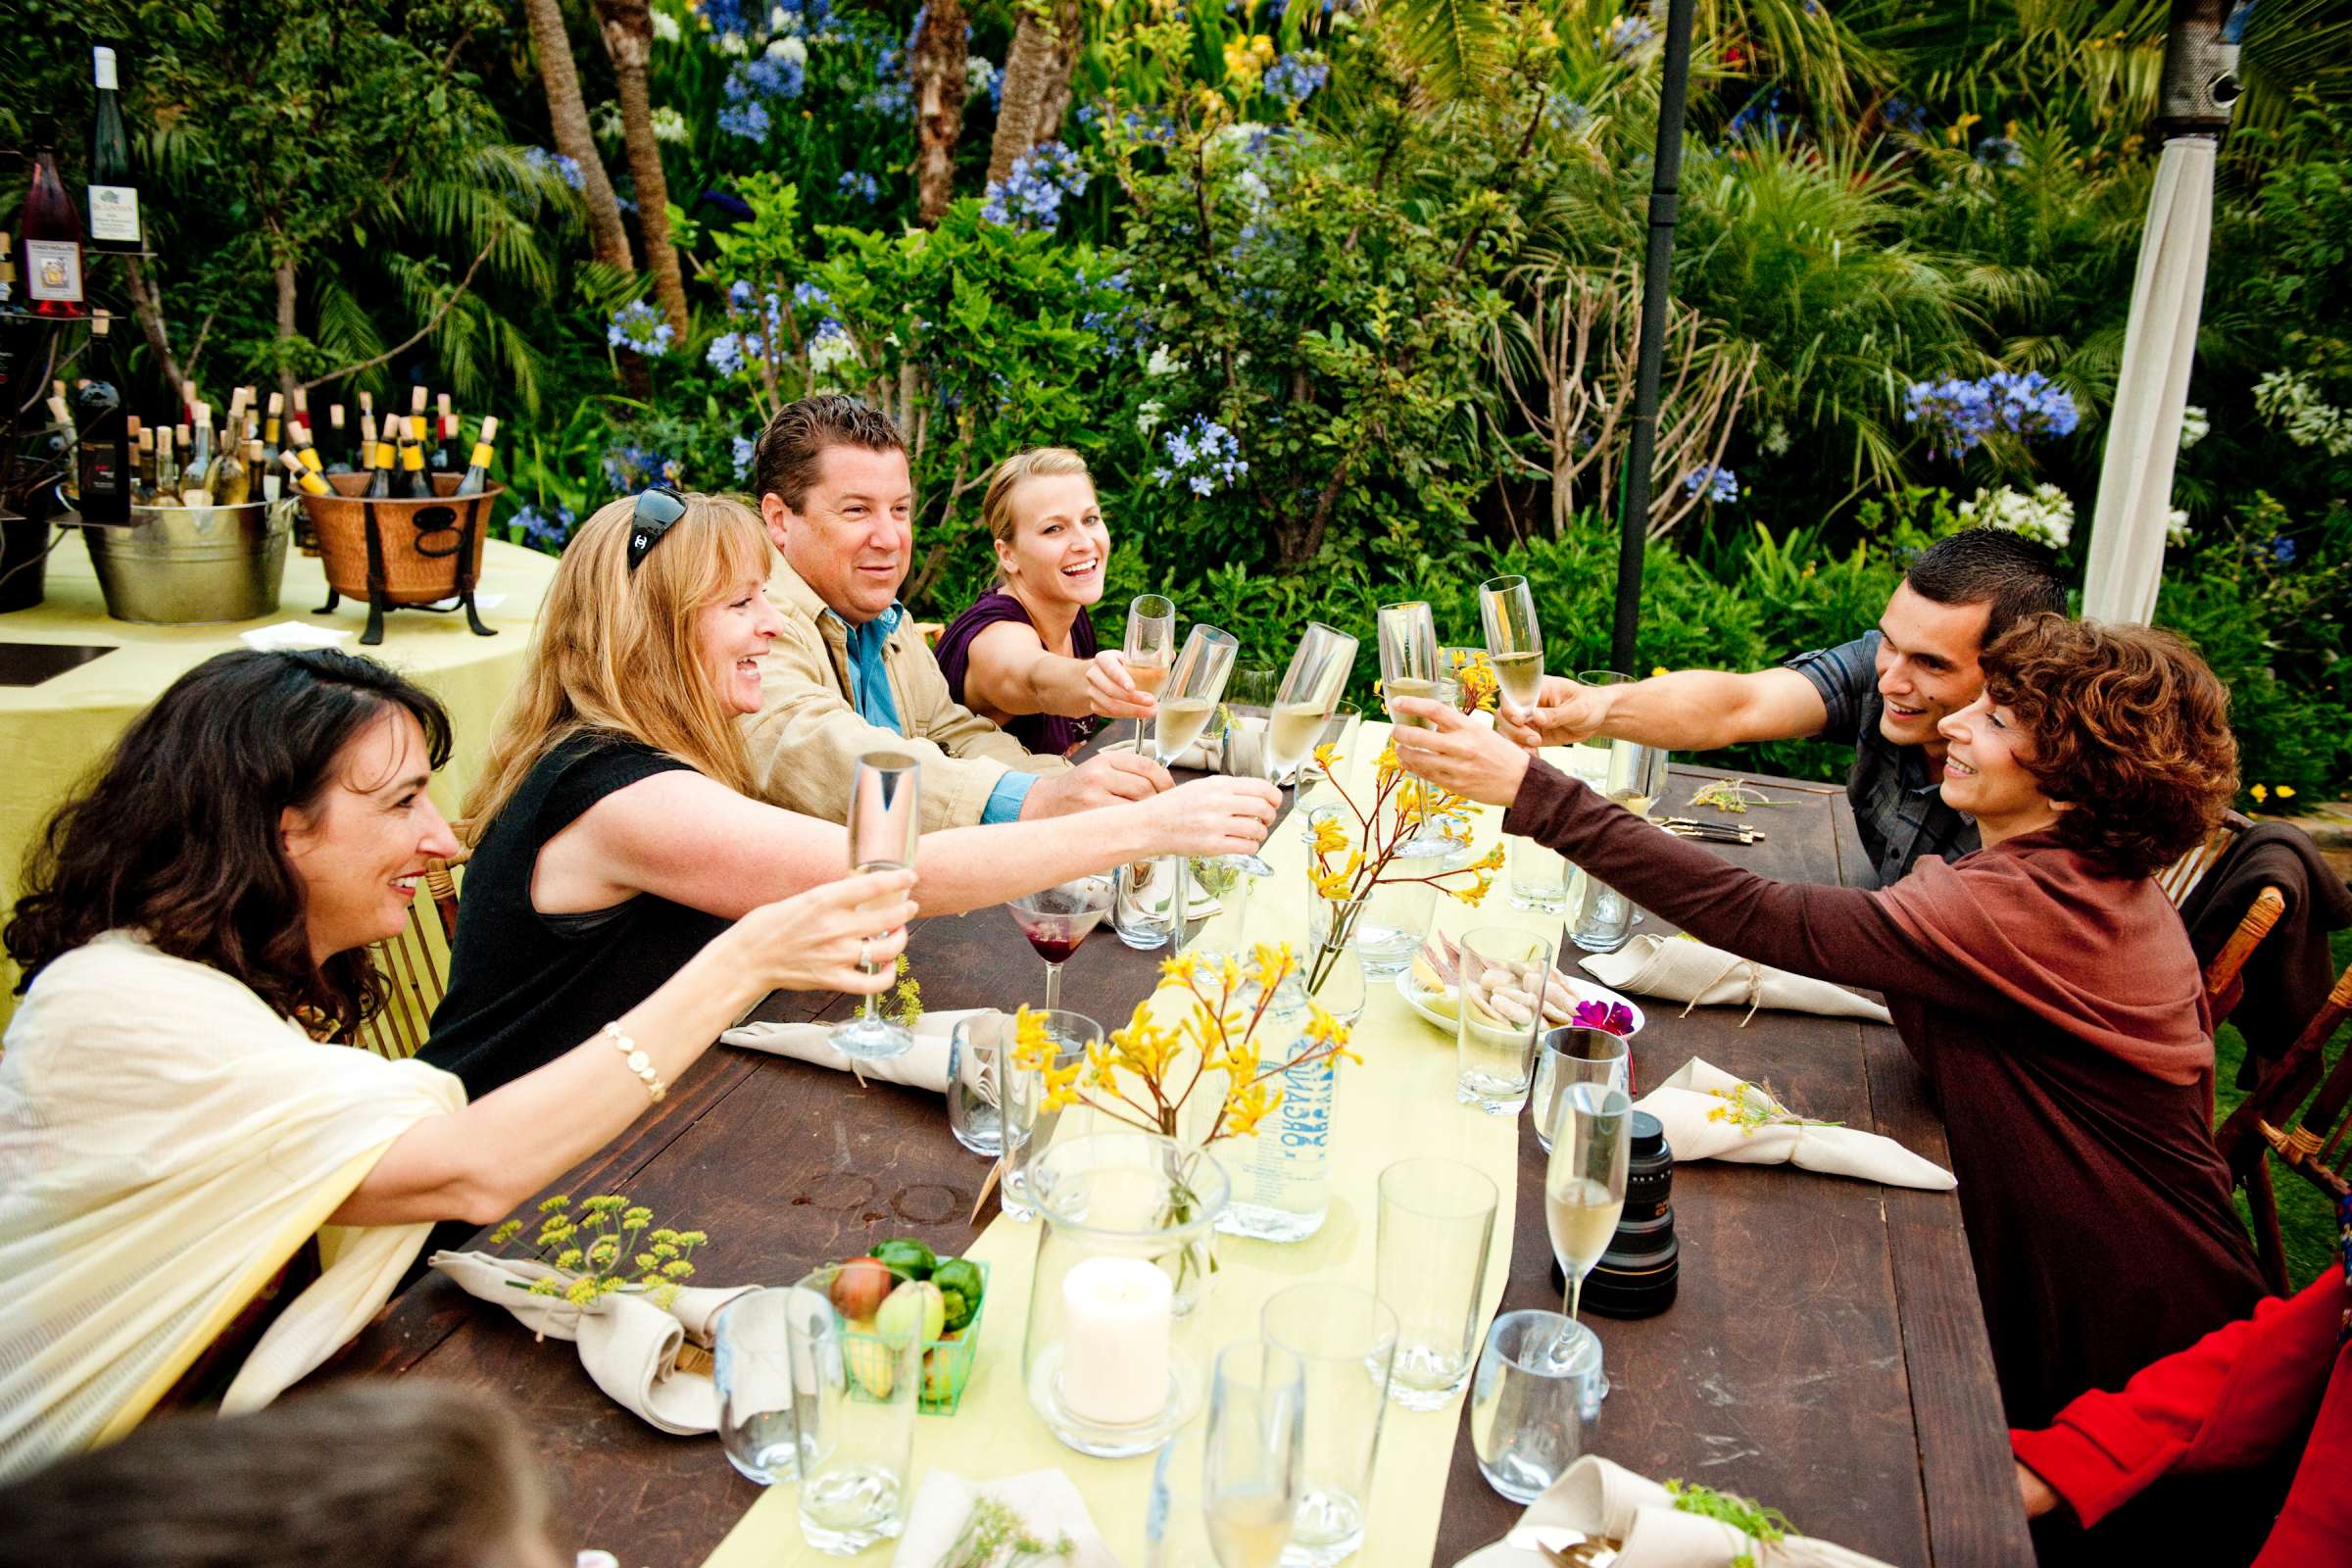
[462,491,771,844]
[979,447,1094,584]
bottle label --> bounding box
[403,446,425,469]
[469,441,494,468]
[24,240,83,302]
[88,186,141,244]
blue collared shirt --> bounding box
[832,603,1034,825]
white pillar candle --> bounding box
[1058,1254,1174,1426]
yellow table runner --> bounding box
[707,729,1604,1567]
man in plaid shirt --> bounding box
[1502,529,2066,888]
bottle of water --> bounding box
[1201,959,1334,1243]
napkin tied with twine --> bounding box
[719,1006,1000,1093]
[1580,934,1890,1027]
[1491,1455,1897,1568]
[1632,1057,1955,1191]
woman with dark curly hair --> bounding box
[1389,614,2267,1437]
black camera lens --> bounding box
[1551,1110,1679,1318]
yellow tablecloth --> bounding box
[706,729,1600,1568]
[0,528,555,1015]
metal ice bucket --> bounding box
[83,497,294,624]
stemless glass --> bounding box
[999,1009,1105,1222]
[1376,1157,1499,1410]
[1531,1024,1634,1155]
[1454,927,1556,1114]
[1545,1082,1633,1328]
[1477,574,1544,716]
[713,1288,798,1485]
[1470,1309,1603,1503]
[1201,1341,1307,1568]
[1260,1284,1397,1568]
[1124,594,1177,750]
[1377,601,1443,848]
[1007,874,1113,1012]
[832,752,921,1061]
[947,1011,1008,1155]
[787,1265,921,1554]
[1568,671,1667,954]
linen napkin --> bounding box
[427,1251,758,1435]
[1579,934,1890,1026]
[1476,1454,1896,1568]
[891,1469,1119,1568]
[239,620,350,651]
[1634,1056,1954,1191]
[719,1006,996,1093]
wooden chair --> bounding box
[2204,884,2287,1014]
[2215,958,2352,1293]
[2158,811,2249,908]
[356,852,465,1061]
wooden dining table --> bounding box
[333,763,2034,1567]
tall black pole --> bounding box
[1609,0,1699,677]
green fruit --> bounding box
[931,1258,984,1332]
[875,1279,946,1347]
[872,1239,938,1279]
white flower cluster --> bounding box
[2179,404,2208,450]
[2166,508,2192,548]
[651,107,691,144]
[1957,482,2075,550]
[2253,370,2352,458]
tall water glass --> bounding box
[1000,1009,1105,1222]
[1376,1157,1499,1410]
[713,1288,798,1485]
[1531,1024,1634,1155]
[787,1265,920,1554]
[1569,671,1668,954]
[1507,837,1571,912]
[1470,1309,1603,1503]
[1124,594,1177,750]
[1201,1341,1307,1568]
[1261,1284,1397,1568]
[1454,927,1556,1114]
[833,752,921,1060]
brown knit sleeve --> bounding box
[1502,760,1987,1011]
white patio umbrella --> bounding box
[2081,0,2246,623]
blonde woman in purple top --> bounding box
[935,449,1157,759]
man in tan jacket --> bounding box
[745,395,1172,830]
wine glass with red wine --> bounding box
[1007,875,1114,1012]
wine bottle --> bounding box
[290,384,311,443]
[455,414,499,496]
[278,449,332,497]
[73,313,131,522]
[431,392,458,474]
[129,419,150,500]
[400,414,433,498]
[209,435,251,508]
[153,425,178,500]
[322,403,350,471]
[290,418,324,477]
[42,392,77,475]
[262,391,284,471]
[21,122,86,319]
[86,46,142,255]
[182,406,214,505]
[363,420,394,499]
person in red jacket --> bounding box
[2011,1197,2352,1568]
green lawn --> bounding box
[2212,928,2350,1291]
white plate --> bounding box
[1395,968,1644,1038]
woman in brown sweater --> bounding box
[1391,615,2266,1436]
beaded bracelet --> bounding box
[603,1021,667,1103]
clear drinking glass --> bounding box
[1201,1340,1307,1568]
[1007,874,1113,1012]
[1124,594,1177,751]
[1478,575,1544,716]
[713,1288,798,1485]
[1215,624,1358,879]
[947,1011,1009,1156]
[1531,1025,1634,1155]
[1469,1309,1603,1503]
[1454,926,1556,1114]
[1376,1157,1499,1410]
[1376,601,1443,849]
[1545,1082,1633,1327]
[1260,1284,1397,1568]
[1507,837,1571,912]
[1569,670,1668,954]
[1000,1008,1105,1222]
[832,752,921,1061]
[787,1264,921,1554]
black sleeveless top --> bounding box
[422,733,731,1101]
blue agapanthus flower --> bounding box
[981,141,1088,228]
[1975,136,2024,167]
[1261,53,1328,106]
[733,434,758,481]
[1149,416,1248,495]
[1682,464,1740,504]
[511,502,577,553]
[1903,370,2080,459]
[2271,535,2297,564]
[522,146,586,191]
[838,170,882,203]
[707,331,761,375]
[606,299,675,357]
[602,444,681,494]
[1603,14,1655,59]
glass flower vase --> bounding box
[1186,963,1337,1244]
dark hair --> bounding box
[752,393,906,513]
[0,1383,549,1568]
[1903,528,2068,645]
[1980,614,2238,879]
[5,649,453,1036]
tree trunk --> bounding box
[595,0,690,338]
[526,0,636,275]
[987,0,1082,186]
[120,255,186,396]
[273,257,301,421]
[911,0,969,226]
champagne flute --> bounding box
[1123,594,1176,751]
[1210,624,1359,880]
[1478,575,1544,717]
[830,753,921,1061]
[1153,623,1240,765]
[1006,874,1112,1012]
[1376,601,1443,848]
[1201,1340,1306,1568]
[1544,1082,1632,1334]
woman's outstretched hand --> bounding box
[1387,698,1533,809]
[1085,650,1160,720]
[726,867,917,996]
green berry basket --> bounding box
[839,1261,990,1415]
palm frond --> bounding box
[1376,0,1507,105]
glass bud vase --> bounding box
[1022,1133,1229,1458]
[1188,962,1337,1244]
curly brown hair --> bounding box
[1979,614,2238,879]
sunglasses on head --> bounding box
[625,485,687,572]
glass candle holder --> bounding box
[1022,1132,1231,1457]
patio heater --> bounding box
[1608,0,1698,677]
[2080,0,2251,623]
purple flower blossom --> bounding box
[1682,464,1739,504]
[732,435,757,480]
[981,141,1088,228]
[1151,416,1247,494]
[837,170,882,203]
[522,146,586,190]
[1262,53,1328,106]
[1570,999,1638,1037]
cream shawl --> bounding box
[0,933,465,1479]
